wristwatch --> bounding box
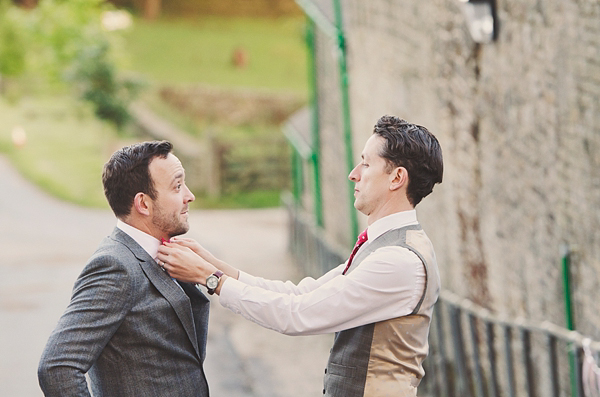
[205,271,224,295]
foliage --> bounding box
[71,41,144,130]
[0,1,26,78]
[0,0,143,128]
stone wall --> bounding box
[313,0,600,336]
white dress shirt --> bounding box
[219,210,426,336]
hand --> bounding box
[157,243,217,286]
[168,237,240,280]
[169,237,219,265]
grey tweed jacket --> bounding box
[38,227,210,397]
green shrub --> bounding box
[0,2,26,78]
[71,41,144,130]
[0,0,143,128]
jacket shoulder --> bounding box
[76,236,146,285]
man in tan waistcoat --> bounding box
[158,115,444,396]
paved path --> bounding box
[0,156,331,396]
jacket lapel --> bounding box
[178,281,211,361]
[110,228,202,359]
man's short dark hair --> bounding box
[102,141,173,218]
[373,115,443,206]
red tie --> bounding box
[342,229,368,275]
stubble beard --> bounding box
[152,206,189,239]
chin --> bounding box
[354,200,364,212]
[170,225,189,238]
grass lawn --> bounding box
[122,15,309,95]
[0,96,135,209]
[194,190,284,209]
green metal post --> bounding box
[332,0,359,241]
[561,244,577,397]
[306,19,324,227]
[291,149,303,204]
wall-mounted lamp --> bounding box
[458,0,498,43]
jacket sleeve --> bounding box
[38,254,134,396]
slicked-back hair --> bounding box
[102,141,173,218]
[373,115,443,206]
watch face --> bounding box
[206,275,219,290]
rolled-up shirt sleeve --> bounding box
[219,246,426,336]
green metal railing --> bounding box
[306,19,324,227]
[562,244,578,397]
[421,289,600,397]
[285,198,600,396]
[293,0,359,241]
[332,0,359,240]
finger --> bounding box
[169,240,195,250]
[162,242,188,251]
[158,244,183,257]
[171,239,192,247]
[172,237,195,243]
[156,252,172,265]
[157,245,172,255]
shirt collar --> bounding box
[116,219,161,260]
[366,209,418,242]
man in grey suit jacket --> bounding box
[38,141,210,396]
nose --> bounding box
[348,163,361,182]
[184,184,195,203]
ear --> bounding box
[389,167,408,191]
[133,192,151,216]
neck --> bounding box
[367,200,414,225]
[121,217,166,241]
